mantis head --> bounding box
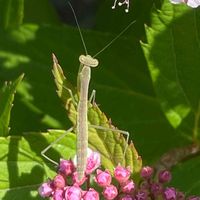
[79,55,99,68]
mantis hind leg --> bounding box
[41,127,74,165]
[89,124,130,157]
[58,84,77,106]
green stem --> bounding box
[193,101,200,141]
[2,0,24,30]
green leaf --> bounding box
[0,22,177,164]
[52,53,76,110]
[0,131,76,199]
[141,0,200,137]
[171,155,200,195]
[23,0,60,25]
[141,0,200,195]
[0,0,24,30]
[52,56,142,176]
[0,0,59,29]
[0,74,24,137]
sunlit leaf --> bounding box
[0,74,24,136]
[0,132,76,199]
[141,0,200,134]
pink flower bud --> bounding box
[72,171,87,186]
[151,182,162,196]
[140,166,154,179]
[120,180,135,193]
[86,150,101,174]
[38,181,53,197]
[53,174,65,189]
[94,169,112,187]
[163,187,176,200]
[114,164,131,183]
[158,170,172,183]
[103,184,118,200]
[176,191,185,200]
[119,195,133,200]
[135,191,148,200]
[59,159,75,176]
[53,189,64,200]
[82,188,99,200]
[65,185,82,200]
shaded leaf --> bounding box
[0,0,24,30]
[23,0,59,25]
[141,0,200,195]
[141,0,200,135]
[0,74,24,136]
[171,155,200,195]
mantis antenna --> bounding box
[67,2,88,55]
[93,20,136,58]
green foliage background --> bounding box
[0,0,200,199]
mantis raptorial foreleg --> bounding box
[41,127,74,166]
[59,85,77,106]
[89,124,129,156]
[89,89,96,104]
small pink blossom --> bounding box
[103,184,118,200]
[59,159,75,176]
[151,183,163,196]
[176,191,185,200]
[114,164,131,183]
[158,170,172,183]
[94,169,112,187]
[82,188,99,200]
[121,180,135,193]
[135,191,148,200]
[53,189,64,200]
[163,187,176,200]
[65,185,82,200]
[140,166,154,179]
[86,150,101,175]
[72,171,87,186]
[38,181,53,197]
[120,195,133,200]
[53,174,65,189]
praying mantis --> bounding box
[41,3,135,181]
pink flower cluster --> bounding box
[137,166,200,200]
[39,150,101,200]
[39,150,134,200]
[39,151,200,200]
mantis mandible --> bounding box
[41,2,135,181]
